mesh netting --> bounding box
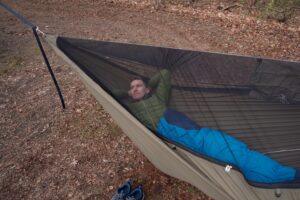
[56,36,300,171]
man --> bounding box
[114,69,300,184]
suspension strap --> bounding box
[0,2,65,109]
[0,2,35,28]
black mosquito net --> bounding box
[56,36,300,173]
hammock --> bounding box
[1,1,299,198]
[46,35,300,200]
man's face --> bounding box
[129,79,150,101]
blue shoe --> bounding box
[125,185,144,200]
[111,179,131,200]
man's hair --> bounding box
[130,76,148,87]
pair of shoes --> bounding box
[111,179,144,200]
[125,185,144,200]
[111,179,131,200]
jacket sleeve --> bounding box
[148,69,171,103]
[111,89,128,99]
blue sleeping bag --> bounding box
[157,109,296,183]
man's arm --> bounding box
[111,89,128,99]
[148,69,171,103]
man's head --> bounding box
[128,77,150,101]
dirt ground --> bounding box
[0,0,299,199]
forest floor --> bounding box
[0,0,299,199]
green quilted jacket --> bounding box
[113,69,171,131]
